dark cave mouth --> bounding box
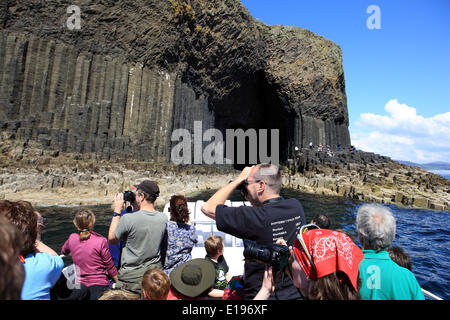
[212,71,297,170]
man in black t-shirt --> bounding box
[201,164,306,300]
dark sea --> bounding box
[37,188,449,300]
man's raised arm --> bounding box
[201,166,252,220]
[108,193,124,244]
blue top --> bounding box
[109,208,133,268]
[21,252,64,300]
[359,250,425,300]
[163,221,197,275]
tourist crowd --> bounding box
[0,164,425,300]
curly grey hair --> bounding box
[356,204,396,251]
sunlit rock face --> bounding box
[0,0,350,164]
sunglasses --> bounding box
[37,215,44,228]
[238,179,262,196]
[244,178,261,185]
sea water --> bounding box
[428,170,450,180]
[37,188,449,300]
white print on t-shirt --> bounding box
[270,216,303,241]
[218,270,226,281]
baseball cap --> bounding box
[133,180,160,197]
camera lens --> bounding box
[243,240,273,266]
[123,190,136,203]
[243,240,290,268]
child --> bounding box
[204,235,232,299]
[98,289,141,300]
[61,209,118,300]
[310,213,331,229]
[167,259,215,300]
[141,268,171,300]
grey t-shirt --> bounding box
[114,209,168,271]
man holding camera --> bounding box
[108,180,168,292]
[202,164,306,300]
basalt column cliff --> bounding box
[0,0,350,165]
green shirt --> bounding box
[359,250,425,300]
[115,209,168,271]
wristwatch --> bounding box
[113,212,121,217]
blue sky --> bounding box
[241,0,450,163]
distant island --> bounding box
[396,161,450,171]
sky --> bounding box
[241,0,450,164]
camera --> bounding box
[235,181,248,196]
[123,190,136,203]
[123,190,136,213]
[243,239,290,269]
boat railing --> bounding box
[422,288,443,300]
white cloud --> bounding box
[351,99,450,163]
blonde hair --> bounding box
[73,209,96,241]
[204,235,224,257]
[98,289,141,300]
[141,268,170,300]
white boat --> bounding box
[162,200,444,300]
[60,200,443,300]
[163,200,247,277]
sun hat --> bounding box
[293,228,364,291]
[169,259,215,298]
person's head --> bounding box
[244,164,282,205]
[141,268,170,300]
[18,200,45,240]
[204,235,224,258]
[334,229,356,243]
[169,195,190,223]
[133,180,160,207]
[169,259,215,299]
[0,216,25,300]
[0,200,37,256]
[98,289,141,300]
[73,209,96,241]
[356,204,396,251]
[311,214,331,229]
[286,227,364,300]
[388,246,412,271]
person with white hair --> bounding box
[356,204,424,300]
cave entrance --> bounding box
[213,70,296,170]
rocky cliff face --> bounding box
[0,137,448,211]
[288,148,449,211]
[0,0,350,164]
[1,1,447,211]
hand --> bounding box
[262,266,274,292]
[254,266,274,300]
[114,193,124,213]
[275,238,287,246]
[236,166,253,184]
